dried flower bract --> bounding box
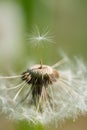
[21,62,59,112]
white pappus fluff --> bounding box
[27,26,55,46]
[0,56,87,125]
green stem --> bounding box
[14,120,44,130]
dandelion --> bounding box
[0,56,87,125]
[27,26,55,47]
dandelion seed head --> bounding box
[0,56,87,125]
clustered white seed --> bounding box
[0,57,87,125]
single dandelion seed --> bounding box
[13,81,27,102]
[0,75,21,79]
[27,26,55,47]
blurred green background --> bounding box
[0,0,87,130]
